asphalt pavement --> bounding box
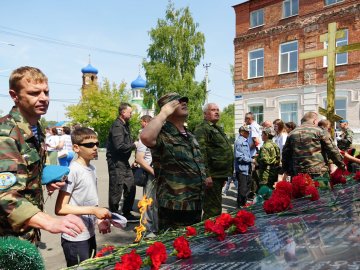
[39,151,237,270]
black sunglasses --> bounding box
[77,142,99,148]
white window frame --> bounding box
[323,29,348,67]
[325,0,344,6]
[323,97,347,129]
[248,48,264,79]
[279,40,298,74]
[250,9,264,28]
[248,104,264,124]
[283,0,299,18]
[280,102,298,124]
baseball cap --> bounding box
[239,125,250,132]
[157,92,189,108]
[338,119,348,123]
[262,127,276,137]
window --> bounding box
[250,9,264,28]
[280,41,298,73]
[248,49,264,78]
[324,98,346,129]
[324,29,348,66]
[325,0,343,6]
[249,105,264,124]
[280,102,298,123]
[283,0,298,18]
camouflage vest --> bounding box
[0,106,46,242]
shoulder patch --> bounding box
[0,172,17,190]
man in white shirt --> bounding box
[245,112,262,157]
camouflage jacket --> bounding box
[194,120,233,178]
[337,128,354,151]
[151,122,206,211]
[0,106,46,242]
[282,123,345,176]
[255,140,280,184]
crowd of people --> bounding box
[0,66,357,267]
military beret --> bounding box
[239,125,250,132]
[262,127,276,137]
[338,119,348,123]
[157,92,189,108]
[41,165,69,185]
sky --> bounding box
[0,0,245,121]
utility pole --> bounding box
[203,63,211,104]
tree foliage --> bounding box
[65,79,135,146]
[218,103,235,140]
[143,1,206,130]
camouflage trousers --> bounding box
[202,177,227,220]
[158,207,201,232]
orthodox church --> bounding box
[80,60,153,116]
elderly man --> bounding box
[282,112,346,178]
[337,119,354,151]
[0,66,84,244]
[141,93,206,230]
[194,103,233,219]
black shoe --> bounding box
[123,213,140,223]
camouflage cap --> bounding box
[239,125,250,133]
[157,92,189,108]
[262,127,276,137]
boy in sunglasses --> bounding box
[55,127,112,267]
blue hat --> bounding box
[41,165,70,185]
[338,119,348,123]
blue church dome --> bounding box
[131,75,146,89]
[81,64,98,74]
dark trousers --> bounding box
[237,173,252,207]
[61,236,96,267]
[158,207,201,231]
[108,159,136,215]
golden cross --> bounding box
[300,22,360,137]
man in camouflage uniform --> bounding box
[337,119,354,151]
[254,127,280,192]
[141,93,206,231]
[194,103,233,219]
[282,112,346,178]
[0,66,84,244]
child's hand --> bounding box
[98,219,111,234]
[93,207,111,219]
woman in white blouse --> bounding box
[273,119,288,156]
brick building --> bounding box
[233,0,360,140]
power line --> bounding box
[0,25,145,59]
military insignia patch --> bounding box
[0,172,17,190]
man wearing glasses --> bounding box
[141,93,206,230]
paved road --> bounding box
[39,151,237,269]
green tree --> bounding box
[218,103,235,141]
[143,1,206,130]
[65,79,135,146]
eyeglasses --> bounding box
[77,142,99,148]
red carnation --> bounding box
[305,186,320,201]
[291,174,308,198]
[173,236,191,259]
[232,217,248,233]
[114,249,142,270]
[215,213,233,229]
[235,210,255,227]
[263,193,292,214]
[95,245,115,257]
[274,180,293,196]
[330,168,348,188]
[204,219,215,233]
[146,242,167,270]
[354,171,360,181]
[185,226,197,237]
[212,223,226,241]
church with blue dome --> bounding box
[81,57,98,95]
[130,74,154,116]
